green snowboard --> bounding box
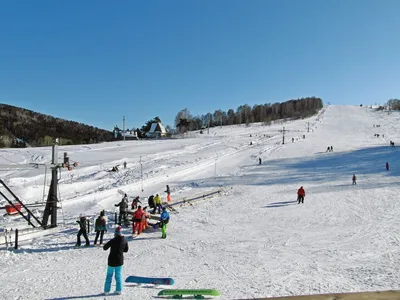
[158,289,220,299]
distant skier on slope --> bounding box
[297,186,305,204]
[352,174,357,185]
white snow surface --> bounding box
[0,105,399,300]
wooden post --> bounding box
[14,229,18,250]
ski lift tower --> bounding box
[42,138,78,228]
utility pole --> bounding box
[279,126,289,144]
[122,116,126,141]
[42,139,78,228]
[140,156,143,192]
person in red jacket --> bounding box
[132,206,145,236]
[297,186,305,204]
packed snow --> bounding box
[0,105,399,300]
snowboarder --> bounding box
[94,210,107,245]
[165,185,171,202]
[131,196,141,210]
[153,194,162,214]
[148,195,155,209]
[160,207,170,239]
[259,157,262,165]
[297,186,305,204]
[132,206,145,236]
[103,226,128,295]
[386,162,390,171]
[75,214,90,247]
[115,195,129,225]
[352,174,357,185]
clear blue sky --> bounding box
[1,0,399,130]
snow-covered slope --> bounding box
[0,105,399,300]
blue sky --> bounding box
[1,0,399,130]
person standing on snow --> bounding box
[75,214,90,247]
[141,206,150,231]
[131,196,141,210]
[160,207,170,239]
[153,194,162,214]
[148,195,155,210]
[103,226,128,296]
[297,186,305,204]
[352,174,357,185]
[132,205,145,236]
[115,195,128,225]
[165,185,171,202]
[94,210,107,245]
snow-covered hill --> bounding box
[0,105,399,300]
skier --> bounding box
[132,206,145,236]
[115,195,129,225]
[259,157,262,165]
[123,161,127,169]
[94,210,107,245]
[297,186,305,204]
[131,196,141,210]
[75,214,90,247]
[352,174,357,185]
[165,185,171,202]
[103,226,128,296]
[386,162,390,171]
[160,207,170,239]
[153,194,162,214]
[148,195,155,209]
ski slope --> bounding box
[0,105,399,300]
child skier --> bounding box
[103,226,128,295]
[131,196,141,210]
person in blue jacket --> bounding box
[160,207,170,239]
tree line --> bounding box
[174,97,323,132]
[0,104,113,148]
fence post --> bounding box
[14,229,18,250]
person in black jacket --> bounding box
[75,215,90,247]
[115,195,128,225]
[103,226,128,295]
[148,195,155,209]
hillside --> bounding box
[0,105,399,299]
[0,104,113,147]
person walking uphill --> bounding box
[297,186,305,204]
[103,226,128,296]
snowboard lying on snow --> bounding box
[125,275,174,285]
[157,289,220,298]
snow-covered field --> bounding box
[0,105,399,300]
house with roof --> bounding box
[146,122,167,138]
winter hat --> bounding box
[115,226,122,235]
